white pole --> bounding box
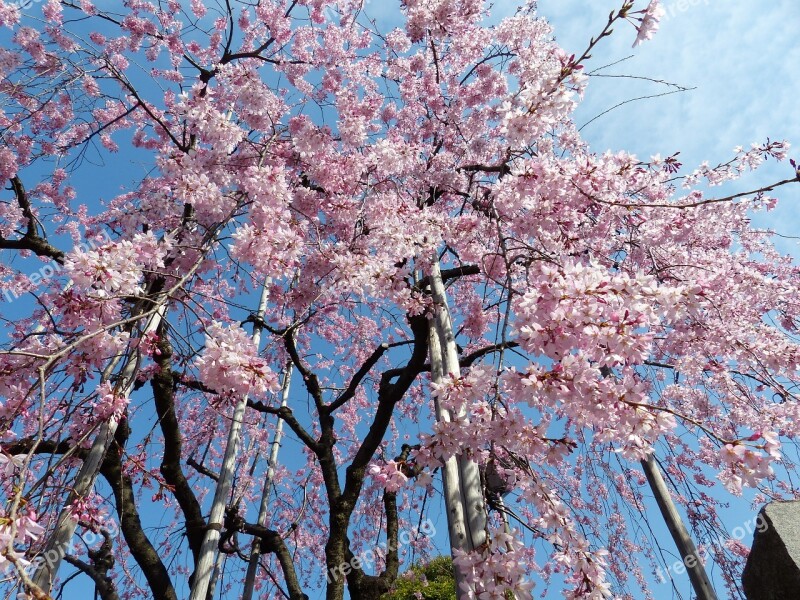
[205,551,226,600]
[429,324,472,556]
[189,281,270,600]
[32,305,166,591]
[428,256,488,597]
[241,364,292,600]
[429,257,488,549]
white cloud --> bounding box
[537,0,800,250]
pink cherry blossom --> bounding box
[0,2,797,599]
[631,1,666,47]
[195,322,279,398]
[369,460,409,493]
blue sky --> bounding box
[535,0,800,248]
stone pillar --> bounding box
[743,501,800,599]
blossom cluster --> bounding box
[0,509,44,573]
[631,0,666,47]
[718,432,782,495]
[453,528,535,599]
[514,260,681,366]
[63,232,169,299]
[195,322,279,398]
[368,460,409,493]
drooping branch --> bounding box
[24,222,216,592]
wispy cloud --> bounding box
[537,0,800,248]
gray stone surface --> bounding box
[743,501,800,599]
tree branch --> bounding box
[247,399,320,452]
[63,555,120,600]
[327,341,413,413]
[238,522,308,600]
[460,341,520,367]
[62,529,119,600]
[342,314,429,507]
[99,439,178,600]
[186,456,219,481]
[0,177,65,262]
[414,265,480,290]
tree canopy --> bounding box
[0,1,798,599]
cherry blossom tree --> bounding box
[1,1,799,599]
